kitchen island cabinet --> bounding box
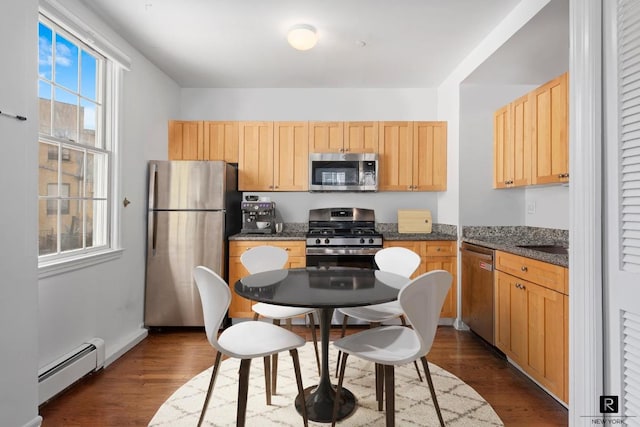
[382,240,457,318]
[228,240,306,318]
[494,250,568,404]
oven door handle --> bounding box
[306,247,381,256]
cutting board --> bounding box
[398,209,432,234]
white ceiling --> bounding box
[80,0,568,88]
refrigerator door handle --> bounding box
[148,163,158,256]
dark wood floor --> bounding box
[38,326,567,426]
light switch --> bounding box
[527,201,536,214]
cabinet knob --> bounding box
[521,266,528,272]
[436,247,441,252]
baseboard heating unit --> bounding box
[38,338,105,405]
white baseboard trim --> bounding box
[104,328,148,367]
[22,415,42,427]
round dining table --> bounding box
[234,266,408,423]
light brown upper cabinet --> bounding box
[378,121,447,191]
[168,120,203,160]
[531,72,569,185]
[238,121,274,190]
[168,120,238,163]
[309,122,344,153]
[343,122,378,153]
[309,121,378,153]
[273,122,309,191]
[493,94,532,188]
[238,121,308,191]
[202,121,239,163]
[493,72,569,189]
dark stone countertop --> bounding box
[383,232,457,241]
[229,231,307,241]
[462,227,569,267]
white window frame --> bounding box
[38,1,130,278]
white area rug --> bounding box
[149,342,503,426]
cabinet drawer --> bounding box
[229,240,305,258]
[422,241,457,256]
[495,251,568,294]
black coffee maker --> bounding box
[241,201,276,234]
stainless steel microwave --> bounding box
[308,152,378,192]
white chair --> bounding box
[332,270,453,427]
[192,266,308,427]
[241,245,320,393]
[336,246,423,380]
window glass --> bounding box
[38,16,111,261]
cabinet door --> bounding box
[274,122,309,191]
[228,255,255,318]
[413,121,447,191]
[524,280,565,400]
[378,121,414,191]
[495,271,527,364]
[493,105,511,188]
[238,121,274,190]
[510,94,532,187]
[344,121,378,153]
[422,256,457,318]
[531,72,569,184]
[309,121,344,153]
[203,121,238,163]
[168,121,203,160]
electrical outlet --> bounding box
[527,201,536,214]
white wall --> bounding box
[180,88,446,223]
[0,2,41,426]
[525,185,569,229]
[37,0,180,374]
[180,88,437,121]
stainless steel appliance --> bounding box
[461,242,495,345]
[305,207,383,269]
[145,160,241,327]
[309,153,378,192]
[241,201,276,234]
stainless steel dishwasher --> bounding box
[461,242,495,345]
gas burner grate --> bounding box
[308,228,335,236]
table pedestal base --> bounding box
[295,385,356,423]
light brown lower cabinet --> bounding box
[228,240,306,318]
[494,251,568,404]
[382,240,457,318]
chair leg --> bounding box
[375,363,384,411]
[335,314,349,377]
[263,355,272,405]
[271,319,281,394]
[237,358,252,427]
[307,312,321,375]
[384,365,395,427]
[400,315,423,382]
[290,349,309,427]
[421,357,445,427]
[197,352,222,427]
[332,352,349,427]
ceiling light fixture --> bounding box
[287,24,318,51]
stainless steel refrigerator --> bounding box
[144,160,241,327]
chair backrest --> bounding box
[240,245,289,274]
[374,246,421,278]
[398,270,452,355]
[192,266,231,351]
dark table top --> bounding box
[234,267,408,309]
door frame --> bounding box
[569,0,604,423]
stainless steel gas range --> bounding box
[305,207,383,269]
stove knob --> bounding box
[315,239,321,244]
[369,238,375,244]
[324,238,330,244]
[360,238,365,244]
